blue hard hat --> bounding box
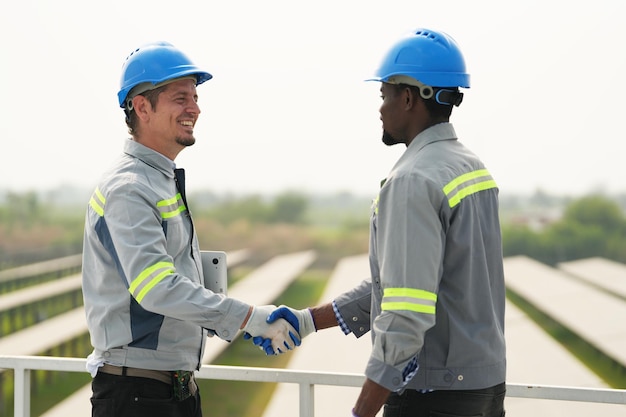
[117,41,213,108]
[369,28,470,88]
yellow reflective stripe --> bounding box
[384,287,437,301]
[381,302,436,315]
[157,193,186,219]
[443,169,497,208]
[89,187,105,217]
[443,169,490,194]
[372,195,380,215]
[129,262,175,304]
[381,287,437,315]
[447,180,497,208]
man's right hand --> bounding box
[242,305,300,355]
[268,305,316,340]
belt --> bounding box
[99,363,173,385]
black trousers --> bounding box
[383,383,506,417]
[91,371,202,417]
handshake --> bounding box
[242,305,316,355]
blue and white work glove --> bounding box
[242,305,299,355]
[268,305,316,339]
[246,305,316,354]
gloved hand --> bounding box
[243,332,275,355]
[267,305,316,340]
[242,305,300,355]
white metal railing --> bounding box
[1,355,625,417]
[0,255,82,284]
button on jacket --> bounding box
[82,139,250,372]
[334,123,506,392]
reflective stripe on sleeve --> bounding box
[89,188,106,216]
[381,288,437,315]
[443,169,497,208]
[372,195,380,215]
[157,193,187,219]
[129,261,175,304]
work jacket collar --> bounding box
[407,122,458,154]
[123,138,176,179]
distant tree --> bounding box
[502,226,541,257]
[199,192,310,225]
[268,192,308,224]
[543,221,608,263]
[561,195,626,235]
[208,195,271,224]
[0,191,41,228]
[502,195,626,264]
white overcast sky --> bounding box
[2,0,624,197]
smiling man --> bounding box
[81,42,298,417]
[125,74,201,159]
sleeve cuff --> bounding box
[332,300,351,335]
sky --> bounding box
[2,0,625,198]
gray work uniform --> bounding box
[82,139,249,372]
[335,123,506,393]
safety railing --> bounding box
[1,355,625,417]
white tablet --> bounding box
[200,250,228,295]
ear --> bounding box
[132,95,151,122]
[403,87,416,110]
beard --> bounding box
[176,135,196,147]
[381,130,402,146]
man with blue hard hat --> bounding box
[261,28,506,417]
[82,41,298,417]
